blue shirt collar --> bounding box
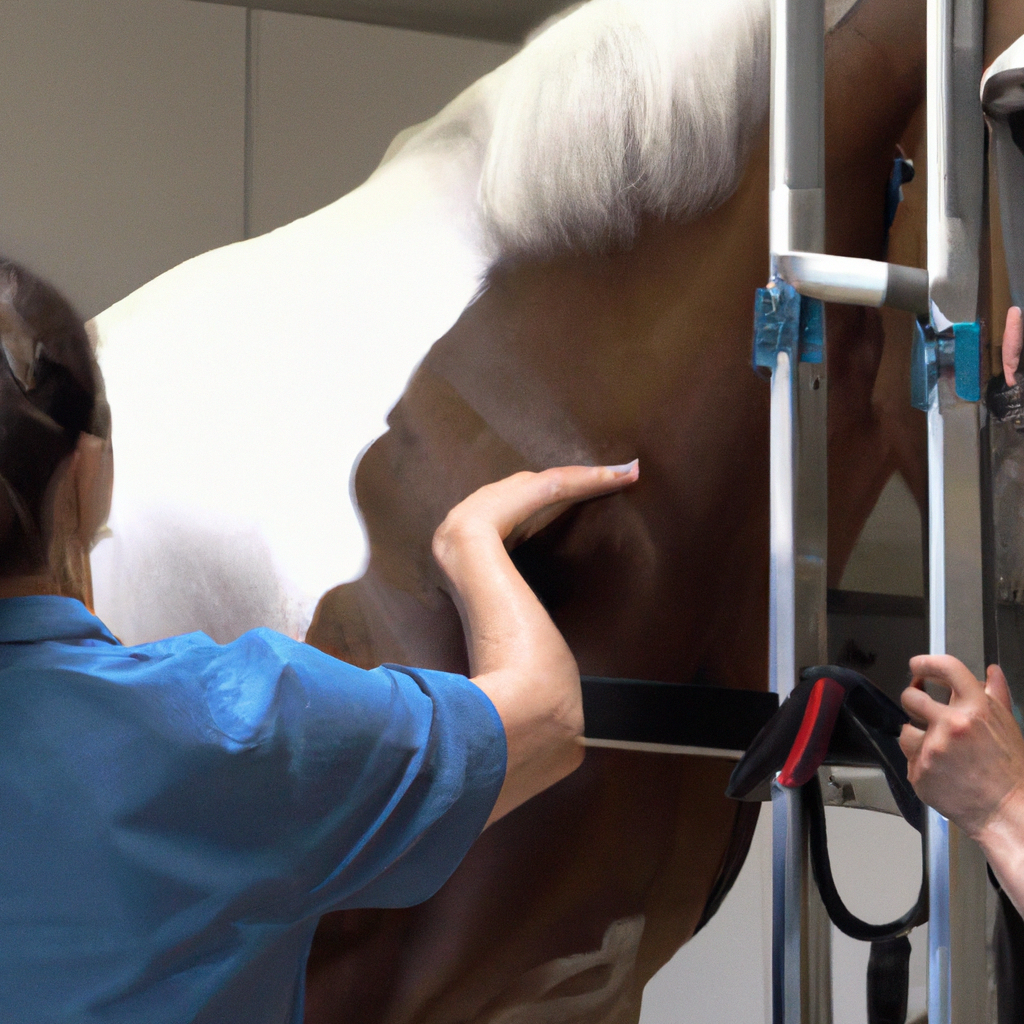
[0,595,120,645]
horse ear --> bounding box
[0,269,38,392]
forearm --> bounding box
[433,523,583,823]
[975,788,1024,915]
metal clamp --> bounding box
[754,282,824,370]
[911,320,982,411]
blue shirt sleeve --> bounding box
[114,629,506,921]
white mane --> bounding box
[386,0,769,257]
[386,0,864,259]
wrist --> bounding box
[432,516,502,580]
[974,783,1024,855]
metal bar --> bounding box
[776,252,929,313]
[924,0,990,1020]
[768,0,831,1020]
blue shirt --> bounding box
[0,596,506,1024]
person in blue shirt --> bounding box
[0,256,639,1024]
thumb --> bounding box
[986,664,1013,712]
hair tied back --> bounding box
[0,274,39,393]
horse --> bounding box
[88,0,1023,1018]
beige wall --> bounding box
[249,11,511,235]
[0,0,512,319]
[0,0,246,319]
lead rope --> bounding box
[803,773,927,1024]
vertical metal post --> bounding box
[768,0,831,1021]
[925,0,990,1020]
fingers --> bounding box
[986,663,1014,713]
[503,462,639,544]
[534,462,640,505]
[438,462,640,552]
[899,721,925,760]
[908,653,984,703]
[1003,306,1023,386]
[901,684,944,726]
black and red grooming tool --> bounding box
[726,664,923,832]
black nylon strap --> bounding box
[987,372,1024,430]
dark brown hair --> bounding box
[0,258,108,575]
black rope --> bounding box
[804,773,928,942]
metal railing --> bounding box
[764,0,990,1020]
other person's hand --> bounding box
[1003,305,1023,386]
[900,655,1024,839]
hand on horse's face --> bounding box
[431,463,639,825]
[1003,306,1023,385]
[432,462,639,564]
[899,655,1024,840]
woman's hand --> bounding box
[433,463,639,824]
[433,462,639,558]
[900,655,1024,838]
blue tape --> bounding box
[752,282,823,369]
[952,321,980,403]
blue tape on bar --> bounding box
[952,321,980,403]
[753,283,799,369]
[911,320,936,412]
[753,282,822,369]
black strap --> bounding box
[581,675,778,752]
[805,773,928,942]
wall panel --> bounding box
[248,11,513,236]
[0,0,245,318]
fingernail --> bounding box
[605,459,639,475]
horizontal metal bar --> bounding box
[776,251,929,313]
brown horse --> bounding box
[300,0,933,1019]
